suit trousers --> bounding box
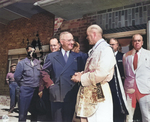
[126,93,150,122]
[87,83,113,122]
[19,86,38,121]
[111,91,126,122]
[50,101,76,122]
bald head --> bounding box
[132,34,143,41]
[59,31,74,51]
[132,34,143,51]
[86,24,103,45]
[87,24,103,34]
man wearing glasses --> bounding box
[109,38,128,122]
[109,38,125,83]
[39,31,86,122]
[123,34,150,122]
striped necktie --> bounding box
[64,51,68,63]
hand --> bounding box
[71,72,82,83]
[30,48,35,57]
[38,91,43,98]
[6,81,9,84]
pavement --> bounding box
[0,104,31,122]
[0,95,142,122]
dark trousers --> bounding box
[9,82,18,109]
[112,91,126,122]
[51,101,75,122]
[19,86,38,122]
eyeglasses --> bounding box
[62,39,74,42]
[133,40,142,42]
[110,43,118,46]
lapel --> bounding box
[25,58,38,67]
[137,48,145,70]
[50,51,77,84]
[60,51,77,74]
[33,59,38,66]
[53,51,66,67]
[25,58,33,67]
[126,49,135,73]
[116,52,120,61]
[128,48,145,73]
[53,51,77,75]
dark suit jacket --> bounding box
[109,66,128,120]
[109,51,128,118]
[42,50,87,102]
[116,51,125,83]
[79,51,88,69]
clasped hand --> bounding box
[71,72,82,83]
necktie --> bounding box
[64,51,68,63]
[133,51,138,70]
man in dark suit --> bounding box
[109,38,125,82]
[109,38,128,122]
[39,31,86,122]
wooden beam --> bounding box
[8,45,49,55]
[103,29,146,39]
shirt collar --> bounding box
[92,38,105,51]
[133,48,142,54]
[88,38,105,56]
[114,51,118,56]
[61,48,70,57]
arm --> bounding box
[38,55,54,97]
[42,56,54,87]
[14,62,23,85]
[42,57,52,72]
[81,47,116,86]
[6,73,9,84]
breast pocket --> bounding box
[24,67,33,77]
[35,66,41,76]
[72,61,78,71]
[145,57,150,69]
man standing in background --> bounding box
[38,37,61,121]
[43,37,61,63]
[109,38,125,82]
[6,63,19,113]
[49,38,60,52]
[109,38,128,122]
[123,34,150,122]
[14,45,41,121]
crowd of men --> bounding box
[6,24,150,122]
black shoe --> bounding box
[8,107,14,113]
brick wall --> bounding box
[54,1,150,52]
[0,11,54,95]
[54,16,96,53]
